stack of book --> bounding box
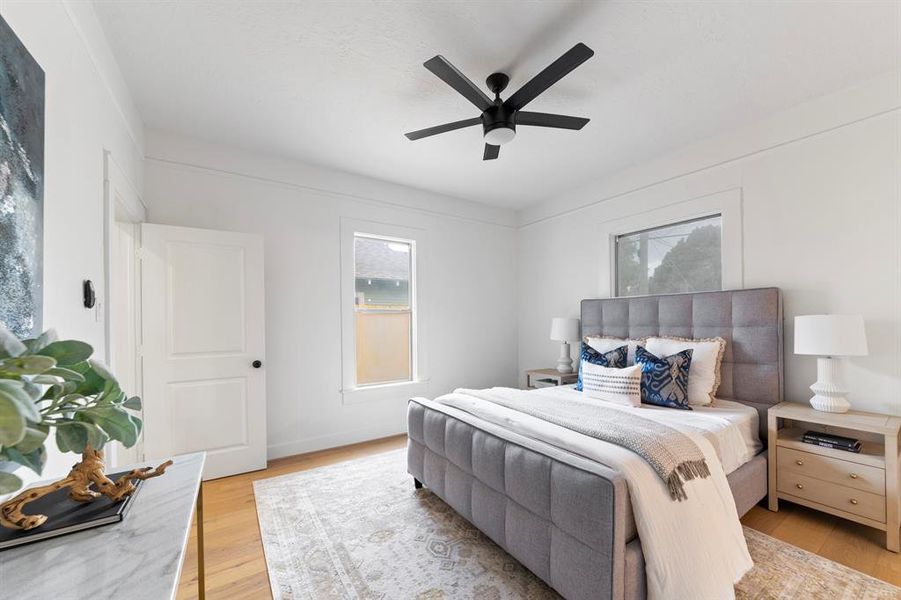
[802,430,862,453]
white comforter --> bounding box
[422,386,754,600]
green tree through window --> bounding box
[616,215,722,296]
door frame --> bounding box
[103,150,147,467]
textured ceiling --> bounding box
[93,1,900,209]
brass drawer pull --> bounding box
[849,498,859,505]
[796,483,804,490]
[849,473,858,479]
[795,459,804,466]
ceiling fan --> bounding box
[405,43,594,160]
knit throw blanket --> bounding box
[444,388,710,501]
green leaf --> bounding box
[66,418,110,450]
[45,367,85,383]
[55,421,108,453]
[129,413,143,438]
[55,422,87,453]
[0,470,22,495]
[31,374,64,385]
[38,340,93,366]
[78,406,138,447]
[0,323,26,359]
[22,379,42,401]
[70,361,106,396]
[13,425,48,453]
[0,381,41,423]
[4,446,45,475]
[88,359,118,385]
[0,391,26,446]
[21,329,58,354]
[123,396,142,411]
[0,355,57,375]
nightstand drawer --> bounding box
[777,446,885,496]
[778,471,886,523]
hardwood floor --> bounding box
[175,434,408,600]
[177,435,900,599]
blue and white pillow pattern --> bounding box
[634,346,693,410]
[575,343,627,391]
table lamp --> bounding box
[794,314,868,413]
[550,317,581,373]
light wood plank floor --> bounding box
[176,435,900,599]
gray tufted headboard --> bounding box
[581,287,783,440]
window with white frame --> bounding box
[353,234,414,386]
[615,214,722,297]
[340,217,427,402]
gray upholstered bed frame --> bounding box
[407,288,783,599]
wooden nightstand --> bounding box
[767,402,901,551]
[525,368,578,389]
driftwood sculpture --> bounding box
[0,446,172,531]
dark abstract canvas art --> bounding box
[0,15,44,338]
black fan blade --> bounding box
[483,144,500,160]
[517,112,589,130]
[504,43,594,111]
[405,117,482,141]
[424,55,493,112]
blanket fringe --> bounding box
[667,460,711,501]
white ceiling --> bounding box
[93,1,900,209]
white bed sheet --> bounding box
[547,386,762,474]
[425,386,755,600]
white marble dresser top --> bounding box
[0,452,205,600]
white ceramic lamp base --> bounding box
[809,356,850,413]
[556,341,573,373]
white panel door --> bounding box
[141,224,266,479]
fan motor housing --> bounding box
[481,103,516,137]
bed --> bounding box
[407,288,783,600]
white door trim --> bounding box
[103,151,146,467]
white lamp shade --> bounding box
[794,314,868,356]
[550,317,580,342]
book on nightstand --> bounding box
[802,431,862,453]
[0,471,143,551]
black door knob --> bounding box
[252,360,262,368]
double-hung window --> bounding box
[353,234,414,385]
[340,218,428,402]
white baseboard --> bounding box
[267,424,407,460]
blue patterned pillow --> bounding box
[635,346,693,410]
[575,343,627,391]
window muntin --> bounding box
[353,234,413,386]
[615,214,722,297]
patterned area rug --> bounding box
[254,449,900,599]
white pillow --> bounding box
[644,336,726,406]
[584,336,646,366]
[580,362,642,407]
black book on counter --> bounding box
[0,471,142,551]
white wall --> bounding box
[0,1,145,477]
[518,72,901,416]
[144,131,519,458]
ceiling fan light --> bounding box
[484,126,516,146]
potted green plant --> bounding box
[0,323,167,530]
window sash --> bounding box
[614,213,723,297]
[352,233,415,387]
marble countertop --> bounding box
[0,452,205,600]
